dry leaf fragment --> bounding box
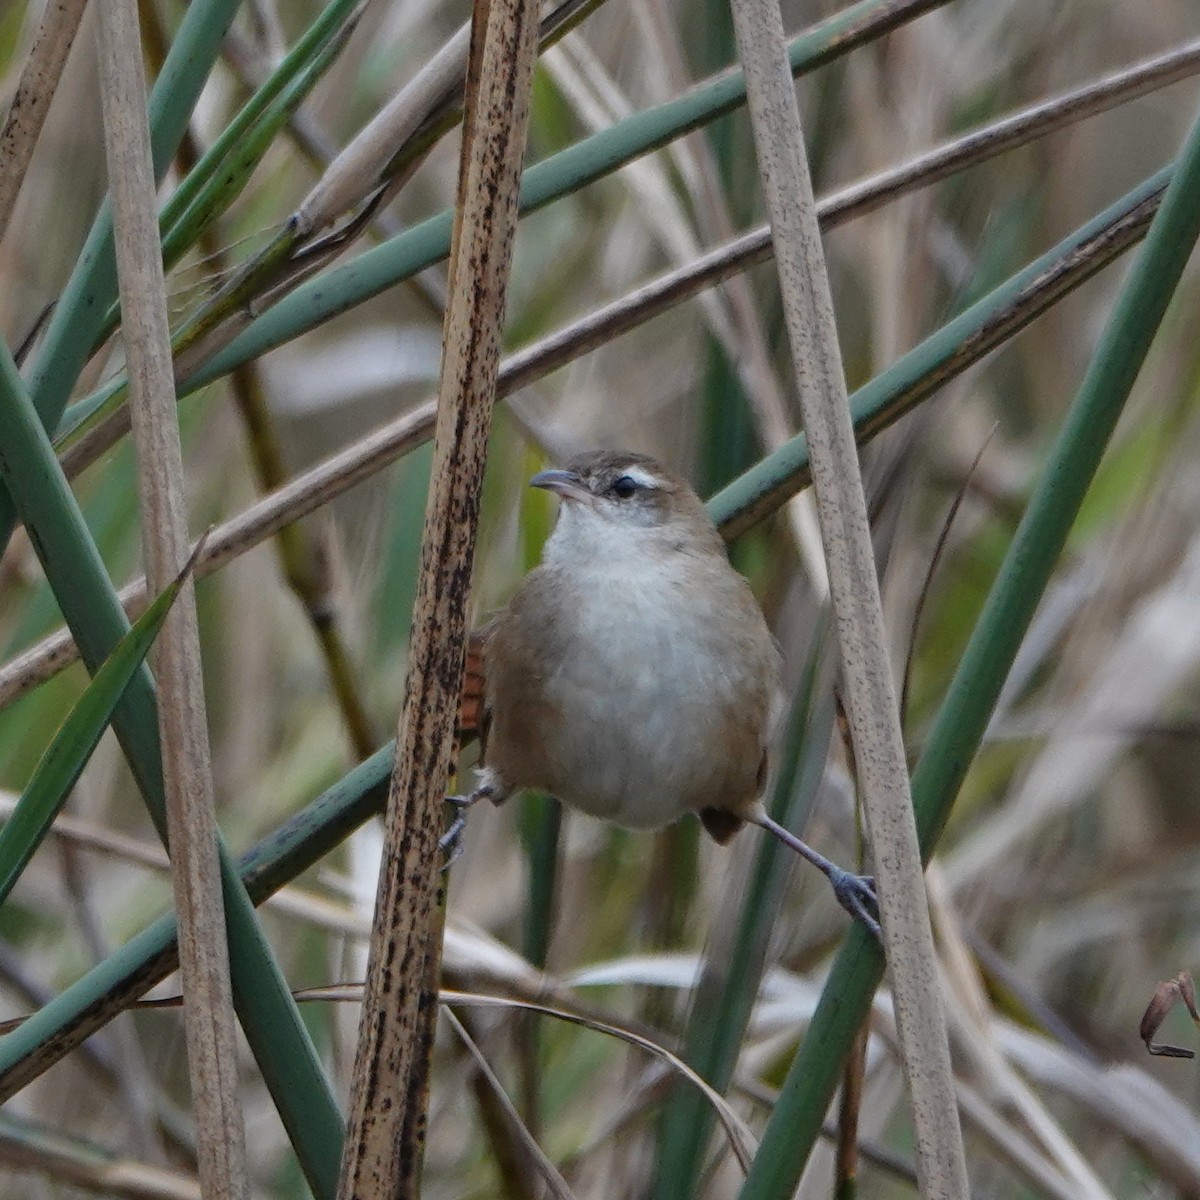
[1139,971,1200,1058]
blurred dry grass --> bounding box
[2,0,1200,1195]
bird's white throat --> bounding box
[541,499,678,573]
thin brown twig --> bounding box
[900,421,1000,732]
[443,1006,574,1200]
[227,362,378,757]
[835,1022,869,1192]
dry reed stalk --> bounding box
[728,0,967,1194]
[335,0,542,1191]
[95,1,247,1194]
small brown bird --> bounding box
[447,450,878,936]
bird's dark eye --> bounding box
[611,475,640,499]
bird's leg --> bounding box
[440,783,494,861]
[754,813,881,943]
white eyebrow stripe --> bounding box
[617,466,664,489]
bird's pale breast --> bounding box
[485,548,779,828]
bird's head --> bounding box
[530,450,722,561]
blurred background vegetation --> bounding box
[2,0,1200,1195]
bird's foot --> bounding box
[439,785,492,864]
[828,868,881,943]
[752,813,882,945]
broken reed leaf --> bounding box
[1139,970,1199,1058]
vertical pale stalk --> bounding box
[335,0,541,1192]
[727,1,968,1197]
[94,3,248,1196]
[0,0,90,244]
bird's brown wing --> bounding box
[457,624,493,746]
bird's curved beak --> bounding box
[529,468,589,504]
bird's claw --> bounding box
[439,787,495,868]
[439,794,475,867]
[829,870,881,944]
